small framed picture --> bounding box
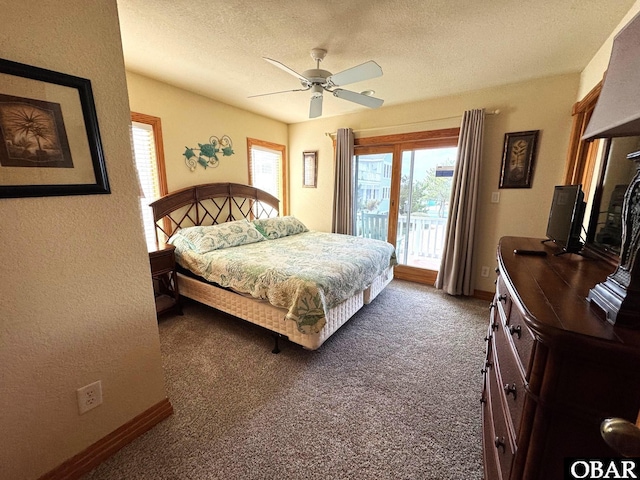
[303,151,317,188]
[499,130,539,188]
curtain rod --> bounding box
[324,109,500,137]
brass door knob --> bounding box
[601,418,640,457]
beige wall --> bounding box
[126,72,288,195]
[0,2,167,479]
[289,74,580,293]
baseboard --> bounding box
[474,289,494,301]
[394,269,495,301]
[39,398,173,480]
[393,267,437,285]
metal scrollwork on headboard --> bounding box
[183,135,234,171]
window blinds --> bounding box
[250,146,281,199]
[132,121,160,251]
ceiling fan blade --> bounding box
[309,94,323,118]
[248,87,310,98]
[332,89,384,109]
[326,61,383,87]
[263,57,310,85]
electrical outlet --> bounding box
[491,192,500,203]
[481,266,490,277]
[77,380,102,414]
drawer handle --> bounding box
[504,383,518,400]
[498,294,507,303]
[489,302,496,311]
[509,324,522,339]
[481,361,492,374]
[494,436,506,453]
[484,334,492,342]
[491,321,499,331]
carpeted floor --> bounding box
[83,280,489,480]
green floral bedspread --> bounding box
[170,231,397,334]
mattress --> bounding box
[177,271,385,350]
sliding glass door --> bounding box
[352,129,459,283]
[354,148,393,242]
[396,146,457,270]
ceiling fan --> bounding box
[250,48,384,119]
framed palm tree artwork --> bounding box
[499,130,539,188]
[0,58,109,198]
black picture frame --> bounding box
[0,58,110,198]
[499,130,539,189]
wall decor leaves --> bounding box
[183,135,234,171]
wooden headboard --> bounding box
[150,182,280,247]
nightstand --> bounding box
[149,245,182,316]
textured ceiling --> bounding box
[117,0,635,124]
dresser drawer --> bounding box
[495,275,512,319]
[506,307,534,372]
[494,322,526,437]
[149,246,176,274]
[488,346,516,480]
[483,324,494,377]
[482,374,503,480]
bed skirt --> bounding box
[177,266,394,350]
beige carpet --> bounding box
[83,280,488,479]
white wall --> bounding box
[289,74,580,293]
[0,2,167,479]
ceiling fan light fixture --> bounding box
[255,49,384,119]
[311,84,323,97]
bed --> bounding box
[150,182,396,351]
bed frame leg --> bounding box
[272,334,282,354]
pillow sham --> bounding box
[173,219,265,253]
[253,216,309,240]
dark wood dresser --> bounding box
[482,236,640,479]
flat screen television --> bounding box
[543,184,586,255]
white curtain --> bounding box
[435,109,485,295]
[332,128,354,234]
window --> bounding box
[130,112,167,251]
[247,138,287,214]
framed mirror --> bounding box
[583,135,640,261]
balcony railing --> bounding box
[357,212,448,268]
